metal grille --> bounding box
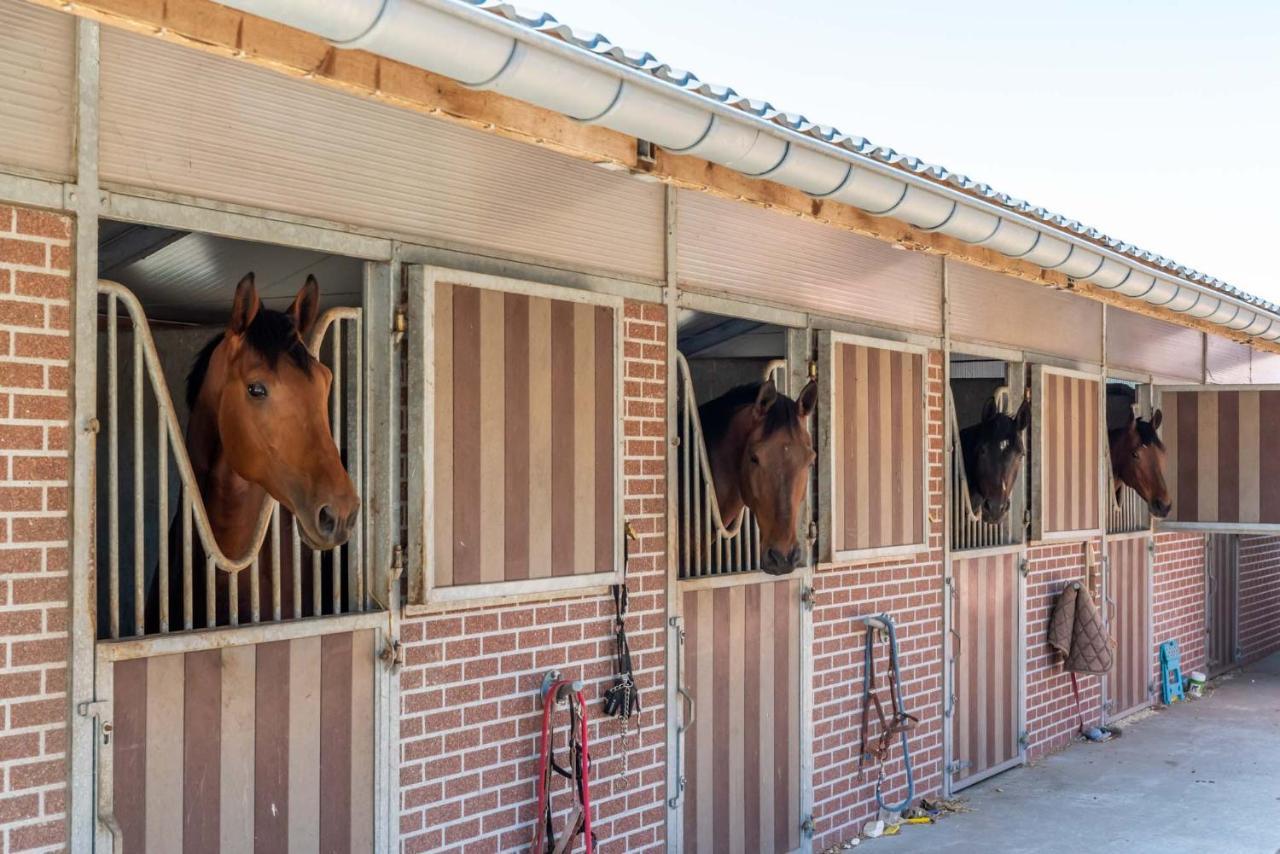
[1108,474,1151,534]
[949,391,1023,551]
[676,353,784,579]
[97,280,373,639]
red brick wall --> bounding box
[1237,535,1280,664]
[0,204,72,853]
[1151,532,1206,682]
[398,301,667,853]
[1023,540,1103,760]
[810,351,945,849]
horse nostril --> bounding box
[316,505,337,538]
[765,548,785,567]
[786,546,802,566]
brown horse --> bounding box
[958,391,1031,523]
[699,379,818,575]
[1109,408,1171,518]
[155,273,359,626]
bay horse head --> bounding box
[187,273,360,555]
[958,389,1031,524]
[1110,409,1171,518]
[701,379,818,575]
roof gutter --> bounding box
[217,0,1280,342]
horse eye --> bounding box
[1132,450,1141,460]
[247,382,268,399]
[750,454,760,465]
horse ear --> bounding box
[1014,396,1031,432]
[753,380,778,420]
[796,380,818,418]
[289,275,321,340]
[982,397,1000,423]
[229,273,259,335]
[1151,408,1163,431]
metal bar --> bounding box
[270,505,281,622]
[228,568,239,627]
[292,515,302,618]
[183,495,193,631]
[331,322,343,615]
[249,555,260,624]
[205,555,216,628]
[158,412,169,634]
[313,545,323,616]
[133,332,144,636]
[107,293,120,640]
[352,314,365,611]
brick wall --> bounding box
[1236,535,1280,664]
[398,301,667,853]
[0,204,72,853]
[810,351,945,849]
[1151,532,1206,681]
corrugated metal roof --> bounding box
[464,0,1276,315]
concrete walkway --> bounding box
[865,652,1280,854]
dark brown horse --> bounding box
[1109,408,1171,518]
[154,273,359,626]
[958,390,1031,523]
[699,379,818,575]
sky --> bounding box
[536,0,1280,301]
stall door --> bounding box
[1105,535,1152,719]
[948,551,1022,789]
[1206,534,1239,675]
[679,579,804,854]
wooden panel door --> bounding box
[1206,534,1239,675]
[679,579,804,854]
[1105,536,1152,719]
[108,627,378,853]
[948,551,1022,789]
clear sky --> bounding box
[537,0,1280,301]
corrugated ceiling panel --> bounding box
[676,191,941,333]
[0,1,74,177]
[1106,307,1202,382]
[99,30,663,281]
[1206,336,1252,385]
[949,261,1101,362]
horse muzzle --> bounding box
[1149,498,1172,519]
[296,498,360,550]
[761,545,803,575]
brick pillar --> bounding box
[0,203,73,852]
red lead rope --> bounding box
[532,680,593,854]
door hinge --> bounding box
[946,759,973,774]
[1103,697,1116,713]
[668,775,686,810]
[393,306,408,346]
[800,585,816,611]
[1018,557,1031,578]
[78,700,113,745]
[1017,730,1029,750]
[800,814,816,837]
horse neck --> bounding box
[706,406,751,523]
[187,352,268,559]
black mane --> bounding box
[699,381,800,446]
[186,308,312,408]
[1135,418,1164,449]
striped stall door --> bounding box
[681,579,802,854]
[111,629,377,853]
[1206,534,1239,675]
[1039,371,1100,536]
[1106,537,1151,719]
[949,552,1020,788]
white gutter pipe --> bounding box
[218,0,1280,342]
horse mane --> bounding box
[186,308,313,408]
[699,381,800,446]
[1134,418,1164,450]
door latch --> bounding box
[800,586,816,611]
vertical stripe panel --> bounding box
[255,641,291,854]
[1063,376,1076,532]
[1239,391,1261,524]
[594,307,615,574]
[727,586,746,854]
[682,590,699,849]
[773,584,791,854]
[757,583,777,850]
[183,649,222,854]
[743,585,762,854]
[349,631,375,854]
[433,282,454,586]
[114,659,147,854]
[220,645,256,854]
[288,636,322,854]
[527,297,553,579]
[1260,392,1280,523]
[320,632,354,854]
[854,345,871,551]
[912,354,924,542]
[832,343,845,552]
[451,285,481,584]
[888,351,904,546]
[1045,374,1059,532]
[712,589,730,847]
[1083,379,1097,531]
[865,347,883,546]
[1176,389,1199,521]
[876,347,894,546]
[550,300,576,576]
[842,344,858,551]
[478,288,506,583]
[896,353,912,545]
[694,590,714,854]
[787,583,801,852]
[573,302,596,575]
[1162,393,1179,521]
[1197,392,1219,523]
[145,654,184,854]
[1218,391,1240,523]
[504,293,531,581]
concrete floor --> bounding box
[867,652,1280,854]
